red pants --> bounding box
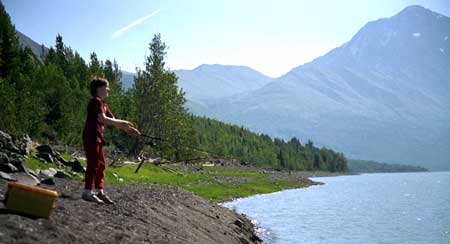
[83,143,106,190]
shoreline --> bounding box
[0,178,263,244]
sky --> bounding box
[3,0,449,77]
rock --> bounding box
[9,158,28,173]
[22,134,33,155]
[36,145,56,156]
[0,163,18,173]
[234,219,243,228]
[251,235,263,242]
[68,159,85,173]
[6,141,21,154]
[0,152,10,164]
[15,172,40,185]
[0,130,12,143]
[54,171,71,179]
[55,154,68,165]
[0,171,15,181]
[37,153,54,163]
[40,178,56,185]
[0,172,41,185]
[39,168,58,178]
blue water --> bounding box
[223,172,449,244]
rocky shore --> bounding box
[0,178,261,244]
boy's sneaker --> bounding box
[82,192,104,204]
[97,192,114,204]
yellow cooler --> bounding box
[4,182,58,218]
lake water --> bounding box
[223,172,449,244]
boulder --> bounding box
[54,171,71,179]
[35,145,56,155]
[0,163,18,173]
[234,219,243,228]
[37,153,54,164]
[55,154,68,165]
[0,152,9,164]
[0,130,13,151]
[68,159,85,173]
[22,134,33,155]
[0,171,15,181]
[0,171,40,185]
[40,177,56,185]
[39,168,58,178]
[14,172,40,185]
[9,157,28,173]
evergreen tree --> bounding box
[132,34,195,159]
[0,1,20,79]
[88,52,103,77]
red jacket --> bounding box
[82,97,114,145]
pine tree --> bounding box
[0,1,20,79]
[88,52,103,77]
[132,34,195,160]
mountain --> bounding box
[121,64,274,100]
[16,31,48,59]
[121,71,135,89]
[186,6,449,171]
[175,64,274,100]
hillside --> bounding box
[347,159,428,173]
[121,64,274,99]
[185,6,449,171]
[16,30,48,59]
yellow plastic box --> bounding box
[4,182,58,218]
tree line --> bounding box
[346,159,426,173]
[0,2,347,172]
[192,116,347,171]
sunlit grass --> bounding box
[25,156,53,172]
[26,157,306,202]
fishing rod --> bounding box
[139,134,223,157]
[134,133,231,173]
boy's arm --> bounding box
[98,113,141,136]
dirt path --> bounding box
[0,178,261,244]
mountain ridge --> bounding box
[185,5,449,171]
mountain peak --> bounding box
[193,64,255,72]
[400,5,428,13]
[295,4,449,71]
[395,5,447,19]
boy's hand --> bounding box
[119,121,133,130]
[126,126,141,137]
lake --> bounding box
[223,172,449,244]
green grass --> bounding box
[104,163,304,202]
[25,157,54,172]
[26,157,306,202]
[183,179,303,202]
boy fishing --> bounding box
[82,77,141,204]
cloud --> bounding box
[111,9,161,39]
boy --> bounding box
[82,77,140,204]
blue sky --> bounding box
[3,0,449,77]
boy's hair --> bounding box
[90,77,109,96]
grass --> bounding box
[25,156,54,172]
[26,156,306,202]
[183,179,303,202]
[105,163,305,202]
[25,153,74,172]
